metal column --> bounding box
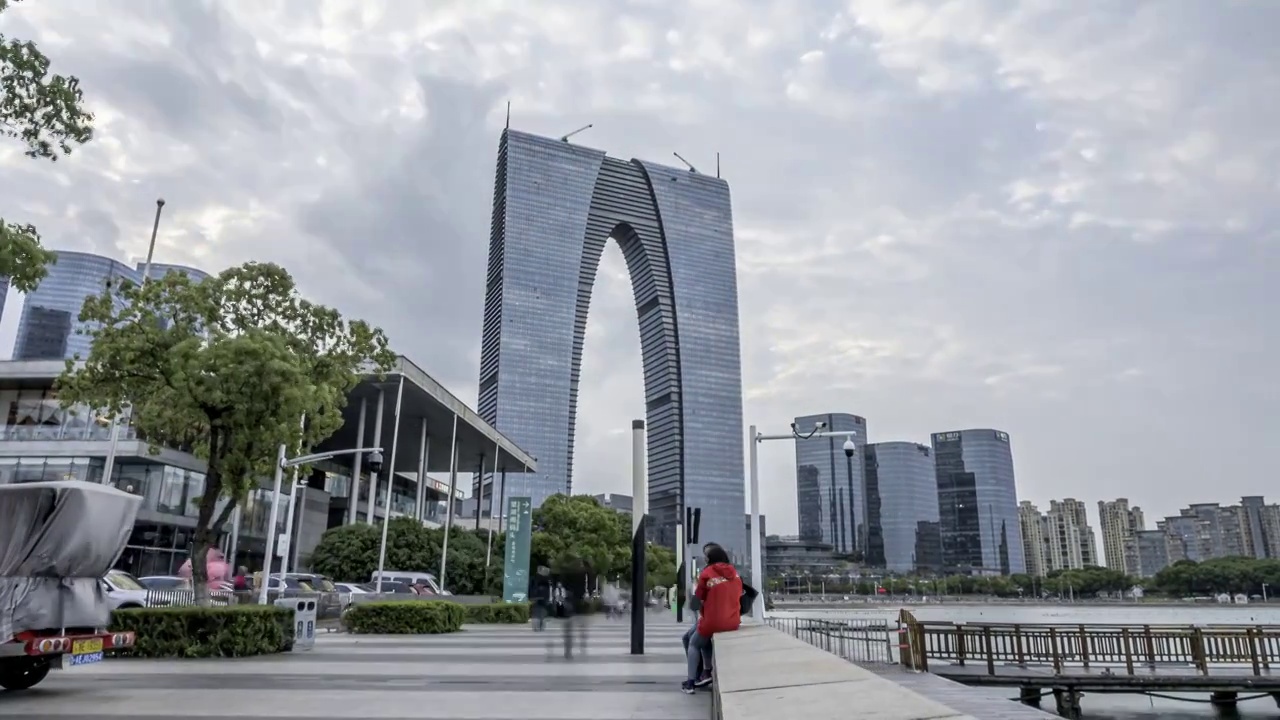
[630,419,647,655]
[438,414,460,591]
[414,420,429,522]
[346,397,367,526]
[374,376,406,593]
[365,389,386,524]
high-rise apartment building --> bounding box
[1044,498,1099,571]
[1018,501,1049,577]
[1149,497,1280,575]
[933,428,1025,575]
[14,251,209,361]
[475,129,745,557]
[1133,529,1170,577]
[863,442,941,574]
[1098,498,1145,574]
[794,413,866,555]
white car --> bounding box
[101,570,150,610]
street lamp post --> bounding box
[257,445,384,605]
[748,422,858,619]
[100,199,166,488]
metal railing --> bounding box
[767,616,897,664]
[899,609,1280,676]
[144,588,236,607]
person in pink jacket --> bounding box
[178,548,231,589]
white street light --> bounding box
[748,421,859,620]
[258,446,384,605]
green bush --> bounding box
[465,602,530,624]
[110,606,293,658]
[344,600,466,634]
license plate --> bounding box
[69,638,104,666]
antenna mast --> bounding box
[716,152,720,178]
[673,152,698,174]
[505,101,511,130]
[560,124,593,143]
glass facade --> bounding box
[863,442,941,574]
[794,413,866,555]
[476,130,745,558]
[0,385,130,441]
[13,251,208,361]
[933,428,1025,575]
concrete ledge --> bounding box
[713,622,977,720]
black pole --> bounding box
[630,419,646,655]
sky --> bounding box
[1,0,1276,539]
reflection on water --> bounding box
[775,603,1280,719]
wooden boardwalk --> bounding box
[898,612,1280,717]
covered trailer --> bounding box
[0,481,141,691]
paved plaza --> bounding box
[0,614,708,719]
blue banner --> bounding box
[501,496,534,603]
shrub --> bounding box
[343,600,465,634]
[465,602,530,624]
[110,606,293,658]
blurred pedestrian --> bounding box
[529,566,552,632]
[603,582,622,619]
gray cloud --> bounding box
[0,0,1275,535]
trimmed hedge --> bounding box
[344,600,466,634]
[465,602,530,624]
[110,606,293,658]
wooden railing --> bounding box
[899,609,1280,676]
[767,617,896,664]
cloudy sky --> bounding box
[1,0,1276,537]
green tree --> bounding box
[308,519,495,595]
[57,262,395,600]
[0,0,96,291]
[529,494,630,578]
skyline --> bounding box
[0,1,1275,538]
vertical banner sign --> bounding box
[502,497,534,603]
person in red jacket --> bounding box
[682,543,741,694]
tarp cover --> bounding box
[0,481,141,643]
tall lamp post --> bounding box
[258,445,384,605]
[100,198,166,488]
[748,421,857,619]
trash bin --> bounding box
[275,597,317,651]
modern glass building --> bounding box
[794,413,866,555]
[13,251,209,361]
[933,428,1025,575]
[863,441,941,574]
[476,129,745,558]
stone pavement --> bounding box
[0,613,708,719]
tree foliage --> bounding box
[57,262,396,599]
[0,0,96,291]
[308,519,498,596]
[1153,557,1280,597]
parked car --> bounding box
[101,570,149,610]
[370,571,449,595]
[137,575,186,590]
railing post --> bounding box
[1078,624,1090,670]
[982,626,995,676]
[1248,628,1261,676]
[1014,625,1026,666]
[956,623,967,667]
[1192,627,1209,676]
[1143,624,1156,669]
[1121,628,1135,675]
[1049,627,1062,674]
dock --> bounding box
[899,610,1280,718]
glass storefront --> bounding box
[0,386,136,442]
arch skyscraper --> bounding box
[476,130,746,557]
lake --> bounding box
[770,602,1280,718]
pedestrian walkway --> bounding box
[0,613,708,719]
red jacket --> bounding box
[695,562,742,638]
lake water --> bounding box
[771,602,1280,718]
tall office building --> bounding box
[14,252,210,361]
[794,413,866,556]
[933,428,1024,575]
[476,130,745,557]
[1044,498,1099,571]
[1018,501,1049,577]
[863,441,940,574]
[1098,498,1145,574]
[0,276,9,328]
